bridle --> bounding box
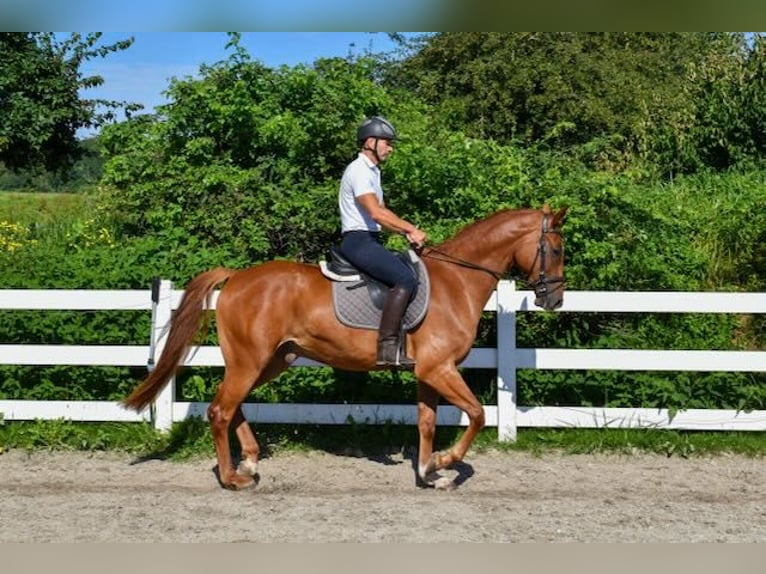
[421,213,565,300]
[526,214,565,302]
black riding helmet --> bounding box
[356,116,397,147]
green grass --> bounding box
[0,419,166,455]
[489,428,766,458]
[1,418,764,461]
[0,190,110,250]
[0,191,91,226]
[0,191,94,248]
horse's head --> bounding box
[515,204,568,311]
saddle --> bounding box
[319,246,430,331]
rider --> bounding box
[338,116,427,368]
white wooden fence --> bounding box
[0,280,764,440]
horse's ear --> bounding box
[542,203,552,215]
[552,205,569,227]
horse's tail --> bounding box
[123,267,237,412]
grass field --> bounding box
[0,191,91,225]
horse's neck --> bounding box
[440,209,537,276]
[432,209,539,317]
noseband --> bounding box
[526,214,565,301]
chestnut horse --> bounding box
[124,204,568,490]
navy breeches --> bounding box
[340,231,418,294]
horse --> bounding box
[123,204,568,490]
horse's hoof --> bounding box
[433,476,457,491]
[417,471,457,491]
[222,473,259,491]
[416,474,434,489]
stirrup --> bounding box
[376,338,415,369]
[376,356,416,370]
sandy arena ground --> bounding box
[1,449,763,542]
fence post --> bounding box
[151,279,174,432]
[496,280,517,441]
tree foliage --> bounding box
[0,32,136,173]
[391,32,766,177]
[0,136,104,192]
[98,40,440,268]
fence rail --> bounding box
[1,281,764,439]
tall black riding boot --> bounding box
[376,285,416,369]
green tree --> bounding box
[391,32,755,176]
[0,32,136,173]
[98,37,435,267]
[4,33,764,413]
[653,32,766,174]
[0,136,104,192]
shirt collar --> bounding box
[358,152,379,170]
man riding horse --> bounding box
[122,114,568,491]
[337,117,428,368]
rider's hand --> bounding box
[406,228,427,249]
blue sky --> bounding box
[8,0,441,30]
[77,32,412,133]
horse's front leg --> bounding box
[416,365,486,489]
[415,381,439,486]
[233,406,260,479]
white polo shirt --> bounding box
[339,153,383,233]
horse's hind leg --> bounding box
[208,365,260,490]
[209,356,288,490]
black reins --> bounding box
[420,247,504,281]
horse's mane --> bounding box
[432,207,539,253]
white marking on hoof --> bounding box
[237,458,259,477]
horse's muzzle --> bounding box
[534,279,564,311]
[537,294,563,311]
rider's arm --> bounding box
[357,193,427,247]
